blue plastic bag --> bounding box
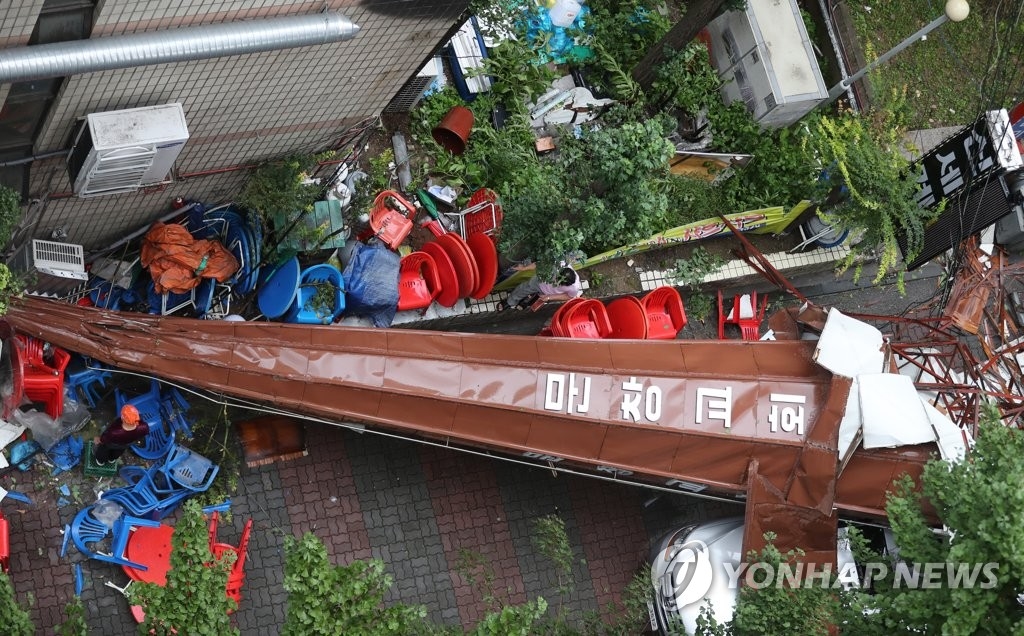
[342,242,400,327]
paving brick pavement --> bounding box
[421,444,527,629]
[4,419,728,633]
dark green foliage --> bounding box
[0,183,21,251]
[282,532,427,636]
[131,500,237,635]
[237,155,322,220]
[56,597,88,636]
[846,410,1024,634]
[499,112,676,276]
[0,570,33,636]
[586,0,671,70]
[649,42,722,115]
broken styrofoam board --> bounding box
[837,377,862,471]
[814,308,885,378]
[859,373,935,449]
[0,419,26,453]
[922,401,970,463]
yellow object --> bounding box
[398,245,413,257]
[578,202,812,270]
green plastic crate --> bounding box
[83,441,118,477]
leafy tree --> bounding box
[693,532,842,636]
[0,263,23,317]
[500,111,676,276]
[131,500,237,635]
[0,183,22,250]
[811,113,938,289]
[57,596,88,636]
[467,598,548,636]
[0,570,33,636]
[846,407,1024,634]
[282,532,426,636]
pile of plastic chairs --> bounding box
[541,286,688,340]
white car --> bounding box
[648,517,858,635]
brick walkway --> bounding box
[4,421,735,633]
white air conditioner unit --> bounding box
[10,239,87,298]
[67,103,190,197]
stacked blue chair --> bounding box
[67,504,163,569]
[115,380,175,460]
[65,357,112,408]
[100,443,219,521]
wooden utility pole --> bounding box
[631,0,728,90]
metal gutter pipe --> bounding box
[0,12,359,83]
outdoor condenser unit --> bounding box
[706,0,828,129]
[10,239,87,298]
[67,103,190,197]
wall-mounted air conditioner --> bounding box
[10,239,87,298]
[67,103,189,197]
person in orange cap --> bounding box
[94,403,150,465]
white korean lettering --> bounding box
[544,373,565,411]
[768,393,807,435]
[915,171,936,208]
[543,372,591,414]
[567,373,591,414]
[645,385,663,422]
[696,387,733,429]
[523,452,563,463]
[964,131,994,173]
[596,465,634,477]
[620,377,663,423]
[621,377,643,422]
[937,150,963,195]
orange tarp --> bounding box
[140,223,239,294]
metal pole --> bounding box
[824,13,949,105]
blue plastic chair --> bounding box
[96,514,161,571]
[102,478,191,520]
[115,381,175,460]
[69,505,110,557]
[162,445,219,493]
[160,393,194,439]
[65,358,111,407]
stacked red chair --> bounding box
[563,299,613,339]
[397,252,442,311]
[208,511,254,607]
[541,286,688,340]
[17,334,71,419]
[642,287,688,339]
[606,297,649,339]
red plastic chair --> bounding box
[642,287,688,339]
[208,512,253,607]
[606,297,649,339]
[564,299,613,339]
[397,252,442,311]
[548,297,587,337]
[0,511,9,573]
[718,290,768,340]
[463,188,503,238]
[17,335,71,419]
[369,190,416,250]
